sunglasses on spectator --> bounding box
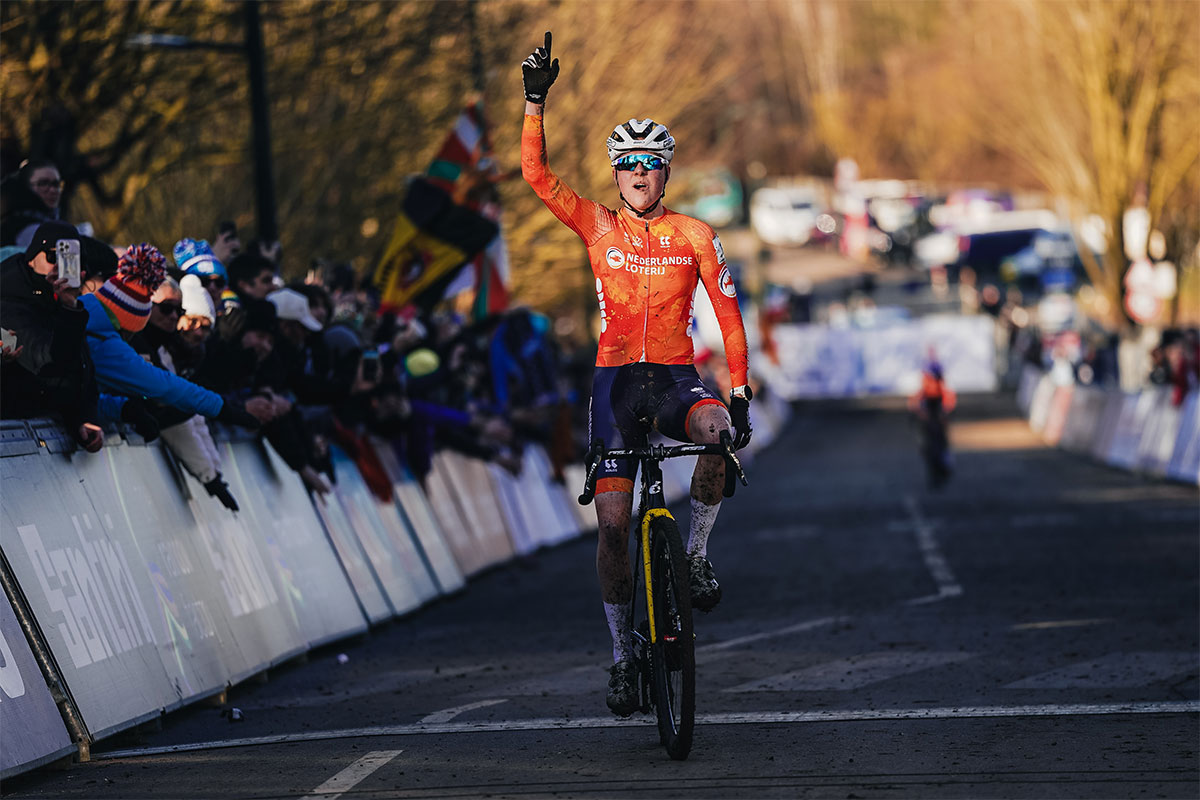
[613,153,667,172]
[31,179,64,190]
[203,275,227,289]
[155,301,183,316]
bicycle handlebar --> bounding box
[577,430,748,506]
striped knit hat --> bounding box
[95,243,168,332]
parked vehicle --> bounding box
[750,187,821,247]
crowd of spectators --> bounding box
[1,159,582,512]
[1149,328,1200,407]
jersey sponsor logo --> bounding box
[605,247,626,269]
[718,266,737,298]
[632,235,644,248]
[659,236,671,248]
[712,234,726,266]
[649,480,662,495]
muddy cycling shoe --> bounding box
[689,555,723,612]
[606,659,639,717]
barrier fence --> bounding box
[0,395,789,778]
[759,314,998,400]
[1016,365,1200,486]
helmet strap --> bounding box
[618,186,666,219]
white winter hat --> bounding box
[179,273,216,324]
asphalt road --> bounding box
[5,393,1198,799]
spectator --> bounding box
[0,221,109,451]
[173,238,229,312]
[2,160,63,248]
[192,296,329,497]
[24,160,63,222]
[227,252,276,302]
[178,273,217,351]
[79,243,263,433]
[0,171,48,247]
[132,277,240,511]
[79,236,118,294]
[211,221,242,266]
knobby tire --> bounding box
[649,515,695,760]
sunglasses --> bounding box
[31,179,64,191]
[203,275,227,289]
[613,153,667,172]
[155,301,183,315]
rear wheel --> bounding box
[648,515,695,760]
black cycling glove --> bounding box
[121,396,160,442]
[215,400,260,430]
[522,31,560,103]
[204,475,240,512]
[729,387,753,451]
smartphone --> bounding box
[56,239,82,288]
[218,220,238,238]
[361,349,380,382]
[1,328,17,351]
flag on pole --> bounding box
[427,101,511,318]
[373,177,498,313]
[373,101,511,314]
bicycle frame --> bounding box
[578,435,747,646]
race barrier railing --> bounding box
[1017,364,1199,486]
[2,395,790,778]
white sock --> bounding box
[688,497,721,558]
[604,602,632,663]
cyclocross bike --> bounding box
[579,429,748,760]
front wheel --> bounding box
[648,514,695,760]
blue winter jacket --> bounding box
[80,294,224,418]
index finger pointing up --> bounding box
[543,31,552,57]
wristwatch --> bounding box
[730,385,753,401]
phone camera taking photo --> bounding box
[55,239,82,288]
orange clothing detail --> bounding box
[909,374,957,414]
[521,114,749,386]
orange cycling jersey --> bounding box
[521,113,748,387]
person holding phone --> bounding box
[0,221,113,452]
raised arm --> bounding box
[520,31,609,245]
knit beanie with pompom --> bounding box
[95,243,168,332]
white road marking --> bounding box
[1005,652,1199,689]
[299,749,402,799]
[697,616,846,655]
[1010,618,1112,631]
[420,699,508,724]
[903,495,962,605]
[723,651,974,692]
[94,701,1200,760]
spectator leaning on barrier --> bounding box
[178,273,216,350]
[0,221,110,452]
[192,296,330,498]
[131,277,240,511]
[80,243,263,434]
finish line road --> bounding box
[5,394,1197,799]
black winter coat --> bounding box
[0,253,100,430]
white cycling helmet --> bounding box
[606,118,675,165]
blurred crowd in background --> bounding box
[1,157,591,514]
